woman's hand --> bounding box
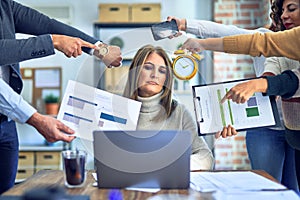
[215,125,238,139]
[221,78,268,104]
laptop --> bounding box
[93,130,192,189]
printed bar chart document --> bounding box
[57,80,141,141]
[192,78,280,135]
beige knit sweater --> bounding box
[137,92,214,170]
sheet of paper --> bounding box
[190,171,286,194]
[193,80,277,134]
[212,190,300,200]
[57,80,141,141]
[92,173,160,192]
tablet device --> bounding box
[151,19,179,41]
[192,78,280,135]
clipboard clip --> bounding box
[193,97,204,123]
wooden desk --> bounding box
[2,170,278,200]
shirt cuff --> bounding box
[8,98,36,124]
[90,41,102,55]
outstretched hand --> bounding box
[181,38,204,53]
[52,34,97,58]
[220,78,268,104]
[166,16,184,38]
[26,112,75,143]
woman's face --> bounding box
[281,0,300,29]
[137,52,167,97]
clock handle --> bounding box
[174,49,185,55]
[192,53,202,60]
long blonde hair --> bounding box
[123,44,176,118]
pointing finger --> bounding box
[81,40,97,49]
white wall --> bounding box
[15,0,213,161]
[16,0,210,90]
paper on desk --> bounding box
[57,80,141,141]
[212,190,300,200]
[190,171,286,193]
[125,187,160,193]
[92,173,160,193]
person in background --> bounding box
[123,45,214,170]
[167,13,298,190]
[260,0,300,190]
[180,28,300,145]
[220,56,300,191]
[178,0,300,191]
[179,24,300,62]
[0,0,122,194]
[177,9,300,144]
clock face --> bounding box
[173,57,196,80]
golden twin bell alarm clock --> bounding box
[172,50,202,80]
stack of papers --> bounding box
[190,171,299,200]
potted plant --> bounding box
[44,94,60,115]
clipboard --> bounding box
[192,78,281,136]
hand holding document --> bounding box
[57,80,141,141]
[192,78,280,135]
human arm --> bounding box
[3,0,121,66]
[11,0,98,54]
[93,42,122,67]
[26,112,75,143]
[51,34,97,58]
[221,70,299,104]
[221,78,269,104]
[167,17,267,38]
[0,79,75,142]
[167,17,268,76]
[223,26,300,60]
[181,37,224,53]
[290,68,300,97]
[180,26,300,61]
[0,79,36,123]
[216,70,298,138]
[51,34,122,67]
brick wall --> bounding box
[213,0,270,170]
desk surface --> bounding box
[2,170,278,200]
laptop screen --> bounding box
[93,130,192,189]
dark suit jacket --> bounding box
[0,0,98,94]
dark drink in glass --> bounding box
[62,150,87,188]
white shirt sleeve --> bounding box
[0,79,36,123]
[186,19,269,38]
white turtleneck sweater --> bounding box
[137,92,214,170]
